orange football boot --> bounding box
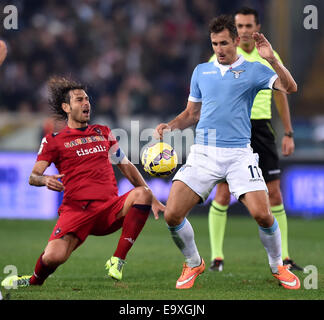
[176,259,205,289]
[272,265,301,290]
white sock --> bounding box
[168,218,201,267]
[258,218,283,273]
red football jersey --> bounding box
[37,124,122,201]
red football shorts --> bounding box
[49,191,131,247]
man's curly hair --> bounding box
[48,76,86,120]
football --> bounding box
[141,142,178,177]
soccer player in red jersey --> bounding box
[1,77,165,288]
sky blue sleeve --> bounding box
[253,62,278,91]
[189,65,202,101]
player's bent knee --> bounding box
[253,212,273,228]
[133,186,153,205]
[43,250,69,267]
[42,250,69,267]
[245,201,272,227]
[164,208,185,227]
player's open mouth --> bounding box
[82,109,90,115]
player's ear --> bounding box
[62,102,71,114]
[256,24,261,32]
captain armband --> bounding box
[109,147,126,164]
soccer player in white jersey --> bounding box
[208,7,302,273]
[155,15,300,290]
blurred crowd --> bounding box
[0,0,267,131]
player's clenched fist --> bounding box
[44,174,65,192]
[154,123,171,140]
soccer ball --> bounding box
[141,142,178,177]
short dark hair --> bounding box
[208,15,238,41]
[234,7,260,25]
[48,76,86,120]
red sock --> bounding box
[113,204,151,260]
[29,252,57,285]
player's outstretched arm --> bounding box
[117,157,165,219]
[252,32,297,94]
[0,40,7,66]
[29,160,65,192]
[154,101,201,139]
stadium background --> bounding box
[0,0,323,220]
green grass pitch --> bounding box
[0,215,323,300]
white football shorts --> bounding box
[173,144,268,202]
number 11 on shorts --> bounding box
[248,165,260,178]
